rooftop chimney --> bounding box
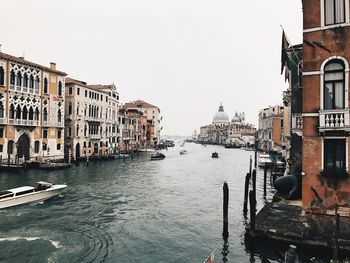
[50,62,56,70]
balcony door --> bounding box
[324,60,345,110]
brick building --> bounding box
[302,0,350,212]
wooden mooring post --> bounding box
[249,190,256,236]
[223,182,229,242]
[252,169,256,201]
[249,155,252,177]
[243,173,251,215]
[263,166,267,196]
[333,206,340,261]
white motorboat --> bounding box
[180,150,187,155]
[138,148,155,152]
[257,154,273,168]
[0,181,67,209]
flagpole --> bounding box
[203,248,217,263]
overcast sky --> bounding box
[1,0,302,136]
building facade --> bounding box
[123,100,161,147]
[258,106,284,152]
[302,0,350,212]
[64,78,119,159]
[0,52,66,162]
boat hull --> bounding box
[0,185,66,209]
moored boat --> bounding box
[257,154,273,168]
[0,181,67,209]
[150,152,166,160]
[180,150,187,155]
[212,152,219,158]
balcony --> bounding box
[319,109,350,132]
[8,119,39,126]
[89,134,101,139]
[43,121,64,127]
[291,113,303,136]
[0,118,6,124]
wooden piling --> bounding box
[243,173,251,214]
[249,155,252,176]
[264,166,267,196]
[333,207,340,260]
[252,169,256,203]
[223,182,229,242]
[249,190,256,236]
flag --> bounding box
[281,29,290,75]
[203,251,215,263]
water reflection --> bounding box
[0,143,319,262]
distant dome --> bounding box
[231,112,241,123]
[213,103,230,125]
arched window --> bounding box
[7,140,14,154]
[29,75,34,89]
[34,76,40,93]
[35,108,39,121]
[29,107,34,120]
[84,125,87,136]
[22,106,28,120]
[43,108,48,121]
[16,105,21,119]
[0,66,4,86]
[16,72,22,87]
[9,104,15,119]
[43,77,48,93]
[10,70,15,85]
[76,124,79,136]
[58,81,62,96]
[23,73,28,88]
[324,60,345,110]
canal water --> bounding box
[0,143,298,263]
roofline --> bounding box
[0,52,67,76]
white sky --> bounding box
[1,0,303,135]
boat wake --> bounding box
[0,236,62,249]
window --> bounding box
[0,67,4,86]
[68,127,72,137]
[44,78,48,93]
[16,72,22,86]
[58,129,62,138]
[85,90,87,97]
[34,141,40,153]
[324,60,345,110]
[10,70,15,85]
[84,142,87,148]
[68,102,72,115]
[0,144,3,153]
[43,129,48,138]
[43,108,48,121]
[0,101,3,118]
[76,124,79,137]
[69,87,72,95]
[0,128,3,138]
[324,139,346,177]
[77,87,80,95]
[57,143,61,150]
[325,0,345,25]
[23,73,28,88]
[43,143,47,151]
[58,81,63,96]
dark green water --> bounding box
[0,143,296,263]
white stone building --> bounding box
[65,78,119,159]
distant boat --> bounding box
[139,148,155,152]
[212,152,219,158]
[258,154,273,168]
[0,181,67,210]
[39,162,72,170]
[151,152,166,160]
[180,150,187,155]
[224,143,241,149]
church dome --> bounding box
[212,103,230,125]
[231,112,241,123]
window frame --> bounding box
[324,0,346,26]
[322,138,348,178]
